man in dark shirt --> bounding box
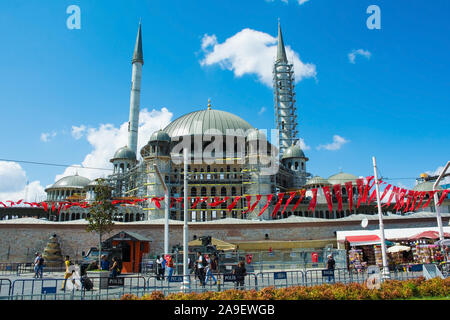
[326,254,336,283]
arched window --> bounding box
[221,187,227,196]
[191,187,197,197]
[201,187,207,196]
[295,162,299,170]
[211,187,216,197]
[231,187,237,196]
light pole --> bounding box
[153,164,169,255]
[433,161,450,242]
[181,148,190,292]
[373,156,390,279]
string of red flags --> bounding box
[1,176,449,216]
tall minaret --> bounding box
[273,22,298,157]
[127,22,144,157]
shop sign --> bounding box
[321,270,334,278]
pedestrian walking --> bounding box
[166,255,174,282]
[326,254,335,283]
[61,255,74,290]
[100,254,110,271]
[196,251,206,287]
[155,255,162,280]
[37,253,44,278]
[233,261,247,290]
[205,254,217,285]
[33,252,40,278]
[109,257,120,278]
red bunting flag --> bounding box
[258,195,273,216]
[345,182,353,210]
[414,191,426,211]
[437,190,450,206]
[40,202,48,212]
[151,197,164,209]
[409,191,420,212]
[421,191,436,210]
[383,186,398,208]
[280,192,297,216]
[368,189,377,205]
[404,190,415,212]
[361,176,374,203]
[243,195,262,214]
[333,184,343,212]
[380,184,392,202]
[322,186,333,213]
[308,188,318,212]
[356,179,364,208]
[271,193,285,217]
[227,196,241,212]
[208,196,229,207]
[291,189,306,212]
[0,202,6,207]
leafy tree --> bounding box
[86,178,116,267]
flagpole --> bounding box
[181,148,190,292]
[372,156,390,280]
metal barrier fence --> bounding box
[0,262,65,276]
[0,279,12,298]
[0,264,446,300]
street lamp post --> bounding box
[181,148,190,292]
[433,161,450,242]
[372,156,390,279]
[153,164,169,255]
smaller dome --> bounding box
[328,172,359,185]
[247,129,267,141]
[111,146,136,161]
[149,130,171,143]
[282,144,306,159]
[47,174,90,190]
[413,181,443,192]
[305,176,330,186]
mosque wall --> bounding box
[0,216,447,263]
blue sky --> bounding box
[0,0,449,201]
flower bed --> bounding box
[120,277,450,300]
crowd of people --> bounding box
[154,251,248,289]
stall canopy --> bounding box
[408,230,450,241]
[346,235,381,246]
[188,237,237,251]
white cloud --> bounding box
[200,28,317,87]
[258,106,267,115]
[0,161,46,202]
[297,0,309,5]
[348,49,371,64]
[40,131,57,142]
[425,165,450,185]
[317,135,349,151]
[71,125,87,140]
[54,108,173,182]
[296,138,310,150]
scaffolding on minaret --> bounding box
[273,22,299,158]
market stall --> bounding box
[345,235,384,272]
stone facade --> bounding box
[0,214,448,263]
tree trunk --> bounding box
[99,233,102,269]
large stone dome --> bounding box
[163,108,254,138]
[47,174,90,190]
[328,172,359,185]
[111,146,136,161]
[282,144,307,159]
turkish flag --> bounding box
[361,176,374,203]
[404,190,415,212]
[380,184,392,202]
[151,197,164,209]
[333,184,343,212]
[280,191,297,216]
[291,189,306,212]
[421,191,436,210]
[322,186,333,212]
[243,195,262,214]
[437,190,450,206]
[227,196,241,212]
[414,191,426,211]
[271,193,285,217]
[208,196,229,207]
[356,179,364,208]
[383,185,398,208]
[258,195,273,216]
[308,188,318,212]
[345,181,353,210]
